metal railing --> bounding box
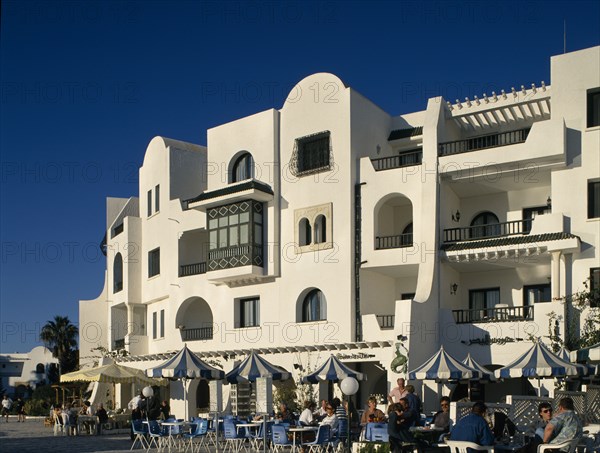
[208,244,262,261]
[376,315,395,329]
[179,262,207,277]
[452,305,534,324]
[371,150,422,171]
[443,219,530,243]
[181,327,213,341]
[439,128,531,156]
[375,233,413,249]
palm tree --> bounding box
[40,316,78,374]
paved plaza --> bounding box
[0,416,135,453]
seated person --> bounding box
[319,403,339,434]
[449,401,494,446]
[316,399,328,420]
[299,400,317,426]
[332,397,347,422]
[398,397,419,429]
[525,402,553,453]
[360,396,386,425]
[65,404,78,435]
[53,406,65,435]
[431,397,451,431]
[388,402,416,452]
[277,402,294,424]
[543,397,583,449]
[159,400,170,420]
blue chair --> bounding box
[271,424,292,452]
[302,424,331,453]
[183,419,209,453]
[330,419,348,451]
[370,426,389,442]
[248,420,273,450]
[223,420,247,453]
[365,422,387,441]
[130,419,148,450]
[147,420,167,451]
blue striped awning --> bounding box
[408,346,481,381]
[462,354,496,381]
[225,351,291,383]
[301,355,365,384]
[495,342,584,379]
[146,344,225,380]
[557,347,595,376]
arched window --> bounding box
[36,363,45,374]
[470,212,500,239]
[196,380,209,411]
[113,253,123,293]
[299,218,312,246]
[401,222,413,246]
[302,289,326,322]
[232,152,254,183]
[314,215,326,244]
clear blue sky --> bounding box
[1,0,599,353]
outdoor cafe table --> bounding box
[410,426,445,445]
[77,415,99,435]
[161,420,186,451]
[289,426,318,453]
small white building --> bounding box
[80,46,600,416]
[0,346,58,398]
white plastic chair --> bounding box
[538,438,580,453]
[444,440,494,453]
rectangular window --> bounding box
[155,185,160,213]
[152,312,157,340]
[240,298,260,328]
[588,88,600,128]
[295,131,331,175]
[147,190,152,217]
[524,284,551,305]
[469,288,500,321]
[160,309,165,338]
[589,180,600,219]
[591,268,600,308]
[401,293,416,300]
[148,248,160,278]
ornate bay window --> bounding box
[207,200,264,271]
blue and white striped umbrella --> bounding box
[494,342,584,379]
[408,346,481,381]
[301,354,365,384]
[146,344,225,380]
[557,347,596,376]
[146,344,224,420]
[462,354,496,381]
[226,351,291,384]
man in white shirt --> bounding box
[299,401,317,426]
[2,395,13,422]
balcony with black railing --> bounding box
[439,128,531,156]
[443,219,530,243]
[371,150,422,171]
[375,233,413,249]
[452,305,534,324]
[180,262,207,277]
[181,326,213,341]
[376,314,395,329]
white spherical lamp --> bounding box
[142,386,154,398]
[340,376,359,395]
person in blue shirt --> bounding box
[450,401,494,446]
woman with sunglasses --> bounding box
[319,403,339,433]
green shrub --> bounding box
[24,399,51,416]
[358,442,391,453]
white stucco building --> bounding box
[0,346,59,398]
[80,46,600,415]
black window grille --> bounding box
[291,131,332,176]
